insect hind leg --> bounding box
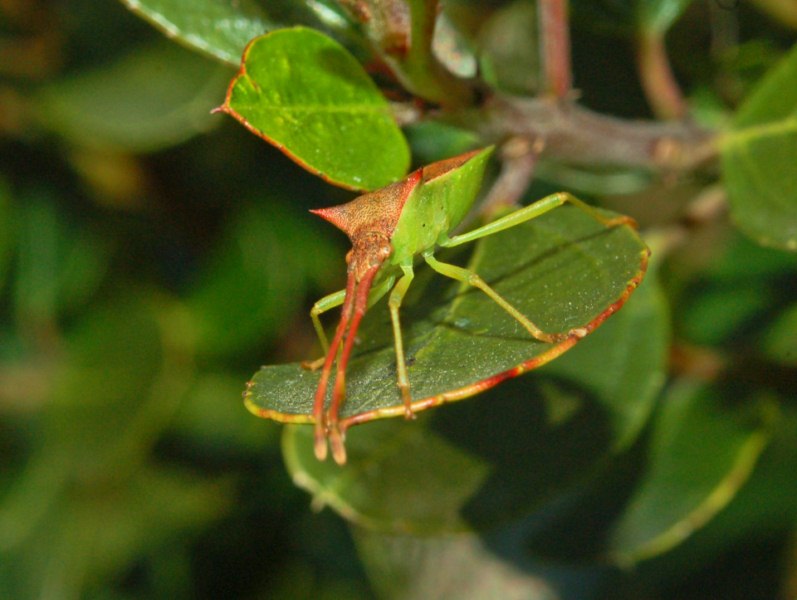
[303,276,396,371]
[423,252,583,344]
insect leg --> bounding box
[423,252,574,344]
[327,264,381,465]
[305,276,396,371]
[387,265,416,418]
[305,289,346,371]
[439,192,636,248]
[367,274,397,309]
[313,274,356,461]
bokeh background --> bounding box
[1,1,366,597]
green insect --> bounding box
[306,146,635,464]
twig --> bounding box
[479,136,543,216]
[538,0,572,98]
[453,95,716,174]
[635,29,688,120]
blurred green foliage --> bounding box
[0,1,796,599]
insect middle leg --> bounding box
[387,265,416,418]
[423,252,577,343]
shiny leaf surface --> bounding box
[247,206,648,426]
[221,27,409,191]
[722,43,797,251]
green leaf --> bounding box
[120,0,276,66]
[749,0,797,30]
[353,526,564,599]
[722,43,797,251]
[221,27,410,191]
[675,232,797,345]
[35,41,230,153]
[638,0,693,33]
[185,201,338,358]
[12,191,113,325]
[0,462,228,598]
[538,266,669,451]
[651,404,797,579]
[246,205,648,426]
[0,180,14,292]
[571,0,693,35]
[277,240,663,535]
[607,382,775,566]
[759,302,797,366]
[283,418,490,532]
[478,0,541,95]
[601,398,795,585]
[44,297,166,463]
[121,0,359,67]
[171,372,280,453]
[405,122,481,167]
[536,163,653,196]
[706,405,797,532]
[0,297,163,552]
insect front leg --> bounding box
[305,276,396,371]
[423,252,580,343]
[388,265,416,418]
[305,289,346,371]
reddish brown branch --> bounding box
[636,30,688,120]
[539,0,572,98]
[451,95,715,174]
[478,137,542,216]
[338,0,473,108]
